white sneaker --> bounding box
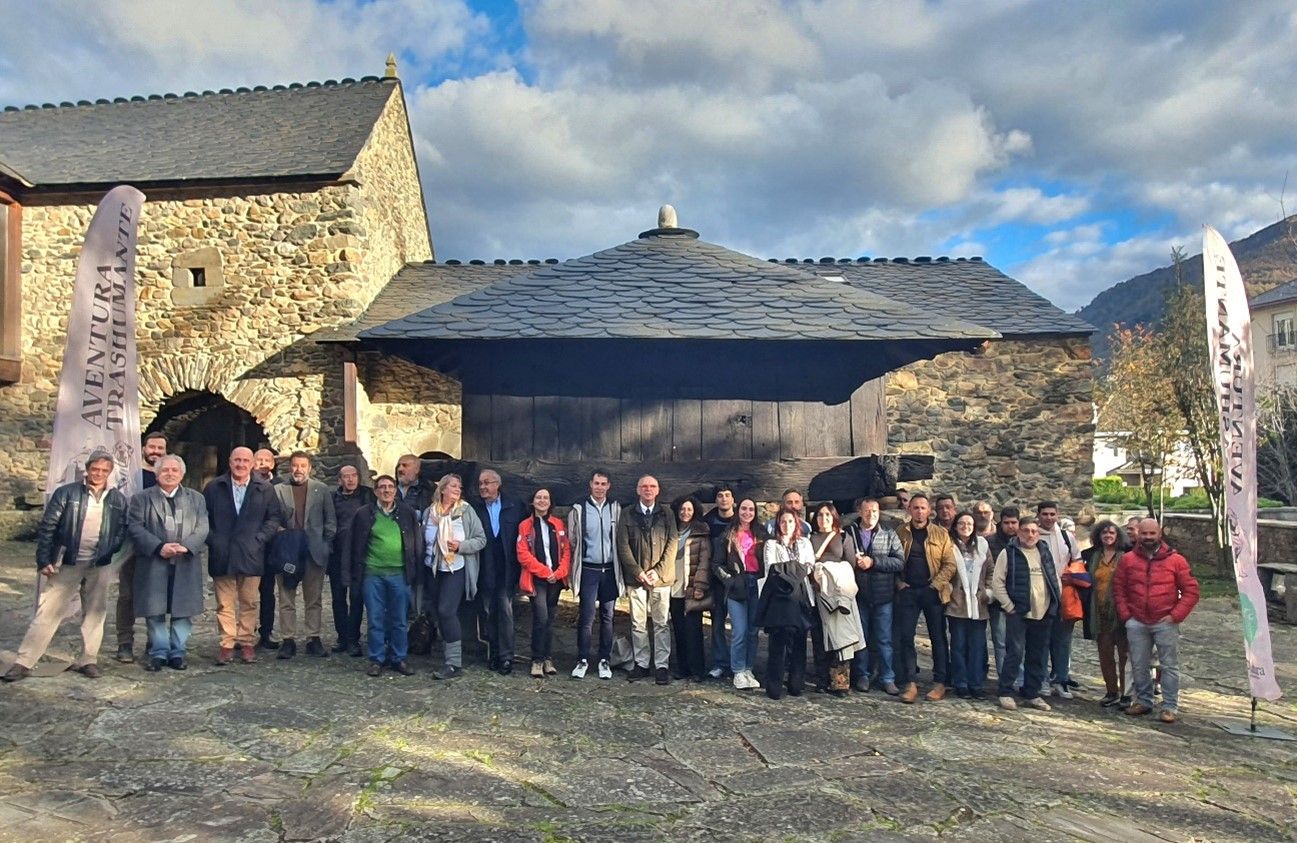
[597,660,612,680]
[744,669,762,690]
[733,672,749,689]
[708,667,724,679]
[1051,683,1074,700]
[571,659,588,679]
[998,695,1018,711]
[1025,697,1052,711]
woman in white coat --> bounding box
[946,511,994,699]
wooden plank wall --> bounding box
[462,377,887,463]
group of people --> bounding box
[1,440,1201,724]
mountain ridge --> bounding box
[1077,215,1297,361]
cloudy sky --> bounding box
[4,0,1297,310]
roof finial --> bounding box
[385,53,398,79]
[658,204,677,229]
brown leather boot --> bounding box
[926,683,947,702]
[899,682,919,704]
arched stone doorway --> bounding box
[147,391,269,489]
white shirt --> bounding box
[1043,523,1080,575]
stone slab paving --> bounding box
[0,540,1295,841]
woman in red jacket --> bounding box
[517,488,571,678]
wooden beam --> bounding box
[413,454,933,508]
[342,361,358,443]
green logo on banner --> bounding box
[1240,593,1259,643]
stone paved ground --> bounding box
[1,541,1296,842]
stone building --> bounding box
[0,67,444,532]
[0,67,1095,533]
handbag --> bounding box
[685,593,712,613]
[408,612,434,656]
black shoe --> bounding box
[655,667,671,685]
[144,657,164,672]
[1117,695,1132,710]
[1100,692,1121,707]
[349,643,364,658]
[1066,679,1080,689]
[305,638,327,657]
[366,661,383,677]
[787,684,804,697]
[258,637,280,651]
[854,677,871,693]
[969,689,985,700]
[2,664,31,682]
[394,661,415,676]
[955,688,971,699]
[434,665,463,680]
[767,684,787,700]
[277,639,297,660]
[115,644,134,664]
[498,662,513,676]
[168,657,187,671]
[627,665,651,681]
[331,641,348,653]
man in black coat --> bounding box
[204,446,283,665]
[469,468,523,674]
[331,464,376,655]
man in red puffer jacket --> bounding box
[1114,518,1199,723]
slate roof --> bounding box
[314,263,521,343]
[360,229,1000,343]
[791,257,1093,337]
[0,77,397,188]
[1251,280,1297,309]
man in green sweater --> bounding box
[347,475,422,677]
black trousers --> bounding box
[669,597,707,679]
[258,573,276,641]
[330,573,364,647]
[529,580,562,662]
[480,582,517,667]
[894,584,949,686]
[765,625,807,696]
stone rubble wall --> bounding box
[356,350,460,477]
[887,337,1095,514]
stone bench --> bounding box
[1258,562,1297,623]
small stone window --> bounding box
[171,247,224,306]
[0,192,21,384]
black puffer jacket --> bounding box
[35,481,128,569]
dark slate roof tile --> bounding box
[1251,279,1297,308]
[0,78,396,186]
[314,263,520,343]
[794,259,1093,336]
[362,232,998,343]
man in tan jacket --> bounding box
[894,493,957,703]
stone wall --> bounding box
[355,350,460,476]
[1163,512,1297,581]
[886,337,1095,513]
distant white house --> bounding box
[1092,431,1199,497]
[1252,280,1297,389]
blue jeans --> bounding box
[145,615,192,660]
[1049,617,1076,685]
[1000,612,1051,699]
[364,573,409,664]
[577,566,618,663]
[988,602,1006,676]
[728,575,760,672]
[710,575,730,672]
[851,597,894,684]
[1127,619,1181,711]
[948,617,988,692]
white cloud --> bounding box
[4,0,1297,311]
